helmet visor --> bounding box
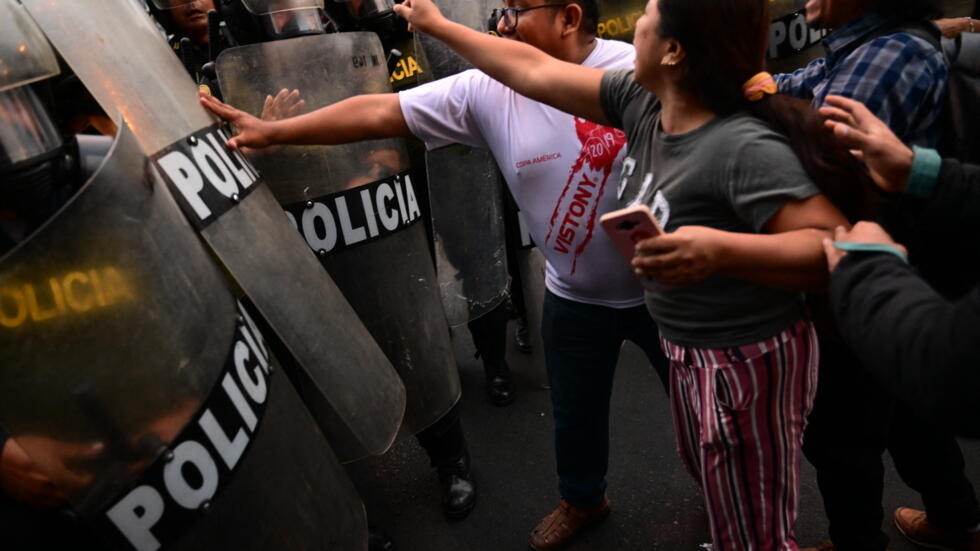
[259,7,325,38]
[240,0,324,15]
[330,0,393,20]
[0,86,62,168]
[0,0,59,93]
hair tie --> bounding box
[743,72,777,102]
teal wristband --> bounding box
[833,241,908,263]
[906,146,941,199]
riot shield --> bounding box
[413,0,510,326]
[217,33,460,435]
[592,0,827,72]
[767,0,827,73]
[426,145,509,326]
[0,0,59,92]
[21,0,406,462]
[238,0,325,13]
[418,0,493,77]
[0,124,366,550]
[385,26,434,92]
[595,0,646,43]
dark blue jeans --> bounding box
[541,290,670,509]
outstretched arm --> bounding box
[200,91,411,150]
[393,0,610,126]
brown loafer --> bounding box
[528,497,610,551]
[799,542,837,551]
[895,507,980,551]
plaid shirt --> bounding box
[775,13,948,147]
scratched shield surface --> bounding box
[0,123,366,550]
[217,33,461,437]
[21,0,408,464]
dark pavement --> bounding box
[348,318,980,551]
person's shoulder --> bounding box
[856,27,945,66]
[590,38,637,69]
[713,112,777,139]
[711,113,795,157]
[602,68,644,99]
[407,68,491,95]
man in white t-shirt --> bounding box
[200,2,669,548]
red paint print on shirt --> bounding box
[545,118,627,274]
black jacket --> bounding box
[829,157,980,436]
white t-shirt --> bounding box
[399,38,643,308]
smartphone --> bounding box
[599,204,664,263]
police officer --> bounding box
[211,0,478,525]
[147,0,228,97]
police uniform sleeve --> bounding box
[830,252,980,437]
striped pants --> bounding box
[662,321,818,551]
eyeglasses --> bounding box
[489,3,570,32]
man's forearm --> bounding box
[418,17,609,125]
[268,93,411,146]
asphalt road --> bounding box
[347,320,980,551]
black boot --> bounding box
[437,446,477,521]
[416,406,478,521]
[514,316,532,354]
[368,527,395,551]
[468,304,516,406]
[485,362,515,407]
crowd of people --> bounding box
[4,0,980,549]
[202,0,980,548]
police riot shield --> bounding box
[592,1,826,71]
[767,0,827,73]
[595,0,646,43]
[418,0,493,77]
[0,0,59,92]
[426,145,509,326]
[416,0,510,326]
[21,0,406,462]
[216,33,460,435]
[0,123,366,550]
[238,0,324,12]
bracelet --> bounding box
[967,17,975,33]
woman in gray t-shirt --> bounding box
[396,0,852,549]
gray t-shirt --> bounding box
[600,69,820,348]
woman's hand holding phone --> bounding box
[600,206,724,288]
[632,226,725,287]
